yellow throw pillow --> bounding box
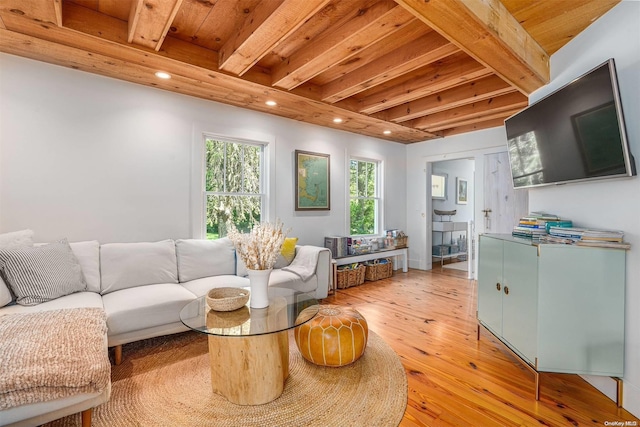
[281,237,298,264]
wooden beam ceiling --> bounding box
[394,0,550,94]
[0,0,618,143]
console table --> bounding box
[335,247,408,271]
[330,247,408,293]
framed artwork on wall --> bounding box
[431,173,447,200]
[295,150,330,211]
[456,178,468,205]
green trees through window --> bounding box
[205,138,263,239]
[350,158,379,235]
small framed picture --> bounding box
[456,178,468,205]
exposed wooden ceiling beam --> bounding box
[219,0,331,77]
[442,117,506,137]
[322,31,458,103]
[379,75,516,123]
[272,1,413,90]
[0,21,438,143]
[0,0,62,27]
[128,0,183,51]
[358,52,491,114]
[394,0,550,94]
[410,92,527,130]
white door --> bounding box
[483,152,528,233]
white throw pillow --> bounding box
[69,241,101,293]
[175,238,236,282]
[0,240,88,306]
[0,229,34,307]
[100,240,178,295]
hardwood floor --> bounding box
[322,268,638,426]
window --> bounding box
[204,137,264,239]
[349,158,380,236]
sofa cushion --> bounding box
[69,241,101,293]
[269,269,318,294]
[0,229,34,307]
[0,291,103,315]
[100,240,178,295]
[181,275,249,298]
[101,283,195,336]
[0,229,34,248]
[0,240,88,306]
[175,238,236,282]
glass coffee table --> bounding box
[180,287,318,405]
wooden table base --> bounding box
[208,330,289,405]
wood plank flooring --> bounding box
[322,268,638,426]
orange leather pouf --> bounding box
[294,305,368,367]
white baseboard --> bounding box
[581,374,640,419]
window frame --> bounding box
[191,128,274,239]
[203,136,266,237]
[348,156,383,237]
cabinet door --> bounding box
[502,241,538,364]
[477,236,503,336]
[537,245,624,375]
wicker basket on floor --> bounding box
[364,259,394,281]
[336,264,366,289]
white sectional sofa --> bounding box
[0,234,330,427]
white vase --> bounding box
[247,268,272,309]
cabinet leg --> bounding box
[615,377,623,407]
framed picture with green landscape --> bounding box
[295,150,330,211]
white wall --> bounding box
[407,1,640,416]
[527,1,640,416]
[0,54,407,246]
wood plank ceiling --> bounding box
[0,0,619,144]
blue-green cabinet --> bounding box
[478,234,625,376]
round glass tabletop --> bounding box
[180,287,318,337]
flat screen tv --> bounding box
[504,58,636,189]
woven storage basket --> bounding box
[394,236,408,248]
[336,264,366,289]
[364,258,394,281]
[206,287,250,311]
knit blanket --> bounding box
[0,308,110,410]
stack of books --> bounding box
[548,227,630,249]
[512,213,573,240]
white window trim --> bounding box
[190,124,275,238]
[347,153,384,237]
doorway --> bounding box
[429,158,475,278]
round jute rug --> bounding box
[46,330,407,427]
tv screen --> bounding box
[505,59,636,189]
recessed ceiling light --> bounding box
[333,118,343,123]
[155,71,171,79]
[265,100,277,106]
[383,130,392,135]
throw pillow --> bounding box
[274,237,298,269]
[0,240,88,306]
[0,229,34,307]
